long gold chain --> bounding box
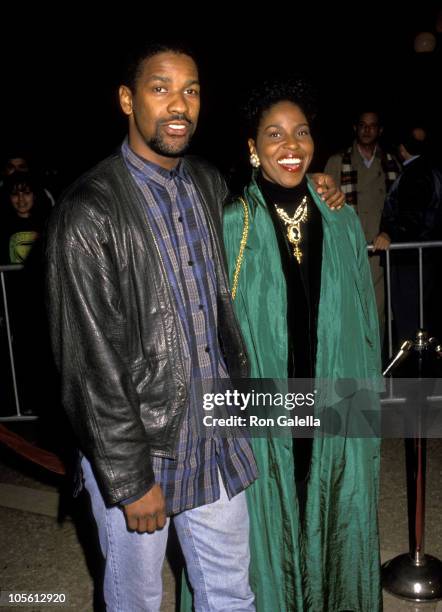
[231,197,250,300]
[274,195,308,264]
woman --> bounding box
[1,172,50,264]
[223,79,382,611]
[0,172,51,416]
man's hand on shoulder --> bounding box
[123,484,167,533]
[311,173,345,210]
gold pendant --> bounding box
[293,244,303,264]
[274,195,308,265]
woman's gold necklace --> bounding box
[274,195,308,264]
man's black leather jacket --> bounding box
[46,151,249,505]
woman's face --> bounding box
[249,100,314,188]
[10,186,35,218]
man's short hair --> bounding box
[401,127,427,156]
[121,40,197,91]
[353,109,383,127]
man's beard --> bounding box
[140,115,195,158]
[147,132,191,158]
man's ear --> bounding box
[119,85,133,116]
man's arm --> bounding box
[46,198,155,507]
[378,169,433,247]
[309,153,346,210]
[324,155,343,189]
[393,172,433,241]
[310,172,345,210]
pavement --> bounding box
[1,425,442,611]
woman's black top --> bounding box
[258,174,323,379]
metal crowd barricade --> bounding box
[367,240,442,359]
[0,264,37,422]
[368,240,442,406]
[368,241,442,602]
[1,242,442,422]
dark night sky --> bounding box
[2,6,441,186]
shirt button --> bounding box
[205,346,211,353]
[198,304,204,310]
[188,260,194,266]
[178,216,183,222]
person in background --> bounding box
[1,172,48,264]
[325,110,401,342]
[381,126,442,345]
[0,150,56,210]
[0,172,51,416]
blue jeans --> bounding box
[81,457,254,611]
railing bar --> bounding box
[367,241,442,251]
[419,248,424,329]
[386,248,393,359]
[1,271,22,416]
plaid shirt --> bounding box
[122,141,257,515]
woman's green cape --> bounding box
[181,175,383,611]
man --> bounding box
[381,127,442,344]
[325,111,401,340]
[46,42,344,611]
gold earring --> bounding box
[249,152,260,168]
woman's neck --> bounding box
[257,173,308,205]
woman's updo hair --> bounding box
[244,76,317,139]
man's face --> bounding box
[354,113,382,147]
[5,157,29,176]
[119,52,200,169]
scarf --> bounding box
[341,145,400,208]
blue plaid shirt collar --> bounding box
[121,139,190,187]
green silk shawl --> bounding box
[181,175,383,611]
